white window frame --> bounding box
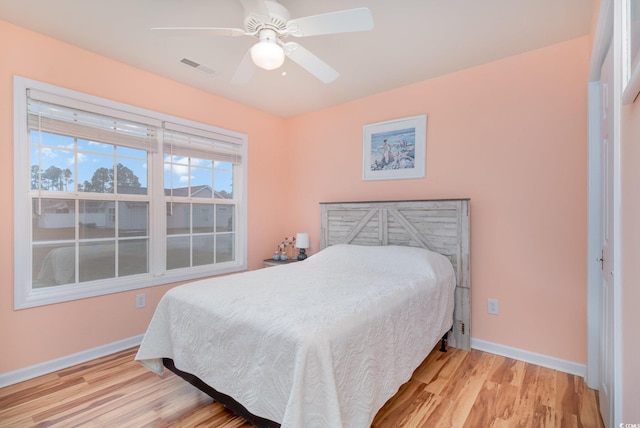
[14,76,248,309]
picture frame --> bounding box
[362,114,427,181]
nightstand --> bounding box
[263,258,298,268]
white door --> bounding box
[599,43,614,428]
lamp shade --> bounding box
[295,232,310,249]
[250,40,285,70]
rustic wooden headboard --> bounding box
[320,199,470,350]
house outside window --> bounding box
[14,77,247,309]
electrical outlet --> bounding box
[136,293,146,309]
[487,298,499,315]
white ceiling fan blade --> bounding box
[151,27,248,37]
[239,0,271,19]
[286,7,373,37]
[283,42,339,83]
[231,48,256,85]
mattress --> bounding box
[135,244,455,427]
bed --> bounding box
[135,199,470,428]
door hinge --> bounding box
[461,322,465,335]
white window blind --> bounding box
[27,89,158,152]
[163,122,242,164]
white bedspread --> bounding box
[135,244,455,427]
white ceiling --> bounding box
[0,0,596,118]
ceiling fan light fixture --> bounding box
[251,41,285,70]
[250,29,285,70]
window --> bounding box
[14,77,247,309]
[163,124,240,270]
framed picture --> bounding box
[362,114,427,181]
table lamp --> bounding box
[295,232,310,260]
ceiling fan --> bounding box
[153,0,374,84]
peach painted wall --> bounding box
[286,37,590,363]
[0,17,591,376]
[0,20,288,373]
[621,102,640,421]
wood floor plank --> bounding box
[511,364,541,428]
[413,349,493,427]
[0,380,94,425]
[438,349,495,402]
[536,365,558,409]
[463,381,519,427]
[577,379,605,428]
[417,346,467,395]
[441,373,487,426]
[487,354,526,387]
[373,379,426,426]
[374,380,447,428]
[31,372,167,424]
[394,390,442,427]
[0,372,62,400]
[45,374,199,427]
[413,395,457,427]
[557,370,580,416]
[0,346,604,428]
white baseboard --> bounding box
[471,338,586,378]
[1,336,586,389]
[0,335,144,388]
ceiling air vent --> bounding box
[180,58,215,75]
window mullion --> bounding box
[74,199,79,285]
[150,132,167,277]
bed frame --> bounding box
[320,199,471,350]
[164,198,471,426]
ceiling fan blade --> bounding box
[283,42,339,83]
[286,7,373,37]
[239,0,271,19]
[231,49,256,85]
[151,27,247,37]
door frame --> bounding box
[586,81,602,390]
[587,0,622,425]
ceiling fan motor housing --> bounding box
[244,0,290,34]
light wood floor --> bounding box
[0,346,603,427]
